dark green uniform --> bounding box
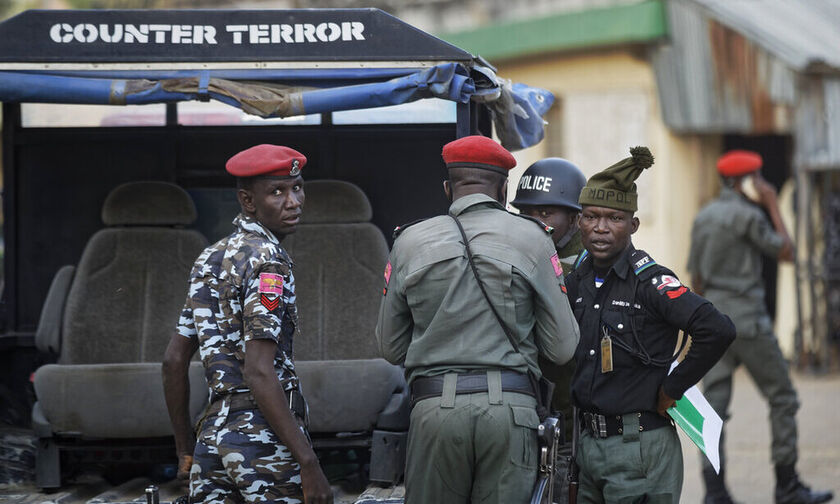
[557,229,584,273]
[376,193,579,504]
[688,185,799,473]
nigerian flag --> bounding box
[667,363,723,473]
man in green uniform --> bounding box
[567,147,735,503]
[688,150,833,504]
[511,157,587,503]
[376,135,580,504]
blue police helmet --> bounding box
[511,158,587,211]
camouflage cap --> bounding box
[578,146,653,212]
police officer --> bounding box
[512,158,587,271]
[376,135,580,504]
[162,144,333,504]
[688,150,833,504]
[567,146,735,503]
[511,157,587,503]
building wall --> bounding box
[499,48,721,281]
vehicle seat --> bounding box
[283,180,409,485]
[31,181,209,488]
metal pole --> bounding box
[456,101,471,139]
[804,171,821,370]
[793,161,805,367]
[820,172,833,370]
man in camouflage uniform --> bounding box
[162,144,332,504]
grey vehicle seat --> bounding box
[284,180,409,485]
[31,181,209,489]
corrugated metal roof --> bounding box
[652,0,798,134]
[692,0,840,73]
[653,0,840,169]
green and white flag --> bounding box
[667,362,723,473]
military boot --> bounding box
[703,467,738,504]
[775,464,833,504]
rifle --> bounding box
[567,406,580,504]
[531,415,562,504]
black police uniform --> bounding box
[566,245,735,503]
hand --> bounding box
[300,461,333,504]
[753,174,778,209]
[657,386,677,418]
[177,453,193,482]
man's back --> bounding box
[377,193,577,384]
[689,186,783,333]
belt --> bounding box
[580,411,672,439]
[205,388,307,420]
[410,370,535,407]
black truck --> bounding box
[0,8,553,503]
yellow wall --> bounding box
[498,48,721,282]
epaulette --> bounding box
[512,213,554,235]
[573,249,589,270]
[629,249,660,280]
[392,218,427,241]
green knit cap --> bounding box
[578,146,653,212]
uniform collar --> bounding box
[448,193,506,217]
[611,245,634,280]
[578,243,634,281]
[557,228,583,259]
[719,185,743,201]
[233,213,280,245]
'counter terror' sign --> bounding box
[0,9,472,63]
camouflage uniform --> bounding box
[177,213,305,504]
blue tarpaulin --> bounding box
[0,62,552,150]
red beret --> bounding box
[442,135,516,174]
[717,150,762,177]
[226,144,307,178]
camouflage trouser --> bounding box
[190,403,304,504]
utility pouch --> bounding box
[529,371,556,422]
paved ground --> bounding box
[680,368,840,504]
[4,366,836,503]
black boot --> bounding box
[775,464,834,504]
[703,467,737,504]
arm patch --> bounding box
[651,274,689,299]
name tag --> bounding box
[601,335,614,373]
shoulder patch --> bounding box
[259,272,284,294]
[513,213,554,234]
[550,253,563,277]
[382,261,392,295]
[651,274,688,299]
[392,218,427,241]
[630,249,658,277]
[573,249,589,270]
